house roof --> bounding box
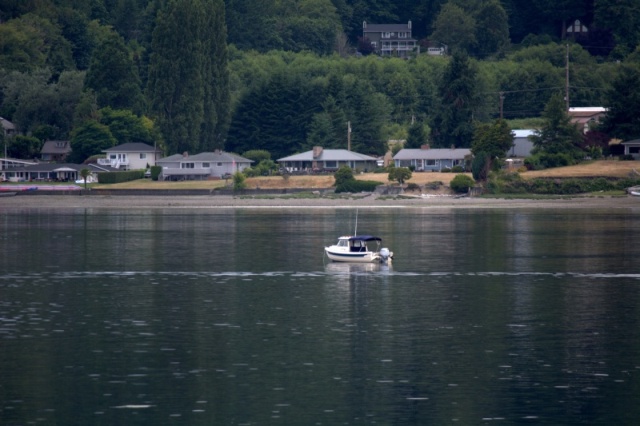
[158,151,252,164]
[41,140,71,154]
[103,142,161,153]
[9,163,116,173]
[1,117,16,131]
[513,130,536,138]
[622,139,640,145]
[277,149,378,162]
[364,22,411,32]
[393,148,471,161]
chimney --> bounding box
[420,144,430,150]
[312,146,323,159]
[183,151,188,157]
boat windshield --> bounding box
[337,239,348,247]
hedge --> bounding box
[98,170,145,184]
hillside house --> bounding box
[41,140,72,162]
[362,21,417,58]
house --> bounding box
[98,142,162,170]
[393,146,471,171]
[1,117,17,138]
[157,150,252,181]
[277,147,378,172]
[510,130,536,157]
[622,139,640,159]
[41,140,72,162]
[568,107,606,134]
[2,162,114,182]
[362,21,417,58]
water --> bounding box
[1,207,640,425]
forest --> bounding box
[1,0,640,163]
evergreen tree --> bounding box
[147,0,229,154]
[405,122,428,148]
[430,2,476,55]
[430,51,477,148]
[471,119,514,162]
[600,64,640,141]
[474,0,509,58]
[530,92,582,155]
[85,32,145,114]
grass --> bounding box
[89,160,640,192]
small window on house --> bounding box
[182,162,195,169]
[202,162,210,168]
[325,161,337,168]
[217,162,223,166]
[426,160,436,166]
[140,153,146,159]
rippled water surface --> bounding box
[1,207,640,425]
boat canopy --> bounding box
[348,235,382,242]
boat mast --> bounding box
[354,209,358,236]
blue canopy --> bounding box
[348,235,382,242]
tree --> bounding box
[471,119,514,163]
[7,135,40,159]
[530,92,583,156]
[431,51,478,148]
[600,64,640,141]
[405,122,428,148]
[388,166,412,185]
[474,0,509,58]
[68,120,117,163]
[430,2,476,54]
[84,32,145,114]
[147,0,229,154]
[80,168,90,189]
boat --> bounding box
[324,235,393,264]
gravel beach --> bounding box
[2,193,639,210]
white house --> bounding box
[622,139,640,159]
[99,142,162,170]
[157,150,252,181]
[277,147,378,172]
[393,146,471,171]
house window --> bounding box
[140,153,146,159]
[399,32,407,38]
[325,161,337,168]
[629,147,640,154]
[217,162,223,166]
[109,154,117,160]
[202,162,210,168]
[426,160,436,166]
[181,163,195,169]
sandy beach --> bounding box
[2,193,639,210]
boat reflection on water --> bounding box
[324,262,392,275]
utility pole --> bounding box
[347,121,351,151]
[565,44,570,110]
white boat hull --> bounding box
[324,246,392,263]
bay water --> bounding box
[1,207,639,425]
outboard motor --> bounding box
[379,247,391,264]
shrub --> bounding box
[450,174,475,193]
[233,171,246,190]
[388,167,412,184]
[334,166,354,186]
[450,165,464,173]
[97,170,145,184]
[335,179,380,193]
[406,182,420,191]
[424,181,443,190]
[150,165,162,181]
[471,152,489,180]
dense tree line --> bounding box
[1,0,640,164]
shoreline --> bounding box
[2,193,639,210]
